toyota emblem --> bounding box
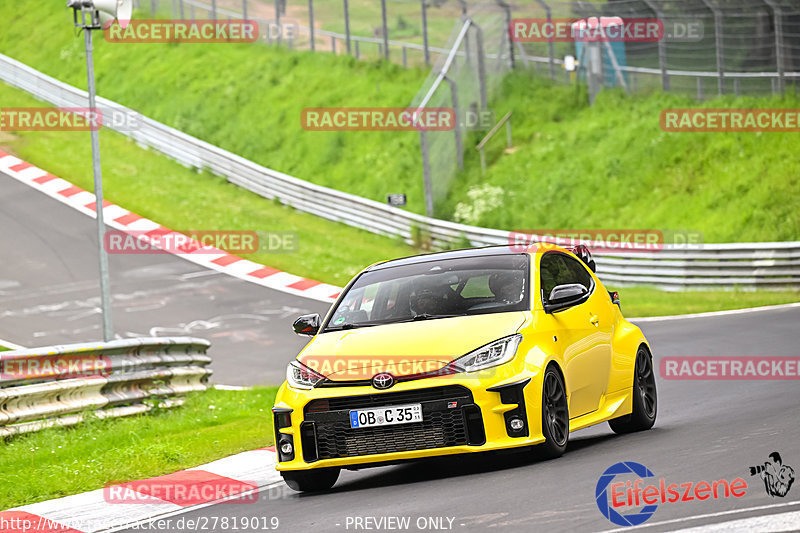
[372,373,395,390]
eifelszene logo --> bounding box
[749,452,795,497]
[595,461,748,527]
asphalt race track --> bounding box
[2,170,799,532]
[0,171,329,385]
[124,305,799,533]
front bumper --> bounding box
[273,371,545,471]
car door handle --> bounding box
[590,314,599,327]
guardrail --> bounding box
[0,337,212,437]
[0,53,798,290]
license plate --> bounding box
[349,403,423,428]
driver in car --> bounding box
[409,278,459,316]
[489,271,524,304]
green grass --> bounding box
[0,387,277,510]
[0,83,416,286]
[1,78,797,315]
[445,74,800,242]
[2,3,799,242]
[619,287,800,318]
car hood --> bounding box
[297,312,527,380]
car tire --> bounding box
[281,467,340,492]
[609,346,657,434]
[536,365,569,459]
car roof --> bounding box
[365,245,531,272]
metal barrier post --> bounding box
[381,0,389,60]
[211,0,217,20]
[535,0,555,80]
[308,0,315,51]
[420,130,434,217]
[275,0,282,45]
[700,0,724,95]
[763,0,785,95]
[242,0,247,20]
[179,0,184,19]
[444,76,463,171]
[343,0,351,54]
[474,22,488,110]
[642,0,670,91]
[421,0,430,66]
[496,0,514,69]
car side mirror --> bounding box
[544,283,588,313]
[292,313,321,336]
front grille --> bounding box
[301,386,484,461]
[305,385,471,413]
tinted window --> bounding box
[540,253,593,301]
[324,255,530,331]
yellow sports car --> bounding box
[273,243,657,491]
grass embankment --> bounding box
[1,2,799,241]
[0,387,278,510]
[1,80,798,314]
[0,84,415,286]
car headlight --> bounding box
[286,360,325,389]
[452,334,523,373]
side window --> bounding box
[540,253,593,301]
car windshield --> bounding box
[323,254,529,331]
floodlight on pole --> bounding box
[66,0,132,341]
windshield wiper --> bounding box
[405,313,467,322]
[324,322,382,332]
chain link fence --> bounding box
[132,0,799,216]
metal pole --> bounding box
[355,40,360,59]
[421,0,430,66]
[696,76,704,100]
[535,0,555,80]
[496,0,514,69]
[763,0,785,95]
[151,0,156,15]
[308,0,315,52]
[641,0,669,91]
[420,130,434,217]
[381,0,389,60]
[402,46,407,67]
[444,76,463,171]
[275,0,281,45]
[211,0,217,20]
[343,0,351,54]
[474,23,488,109]
[242,0,247,20]
[179,0,184,19]
[700,0,724,95]
[84,28,114,342]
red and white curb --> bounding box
[0,150,342,303]
[0,447,282,532]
